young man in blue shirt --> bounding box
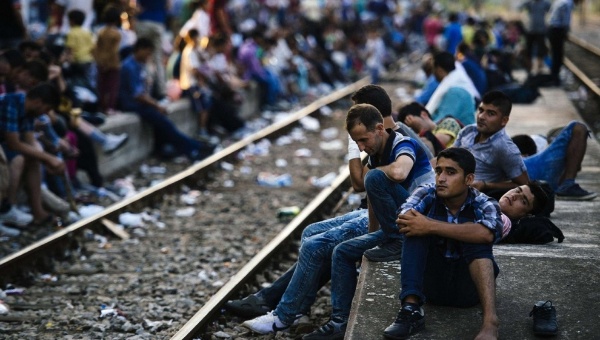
[384,147,503,339]
[118,38,213,161]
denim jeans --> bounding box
[364,169,411,235]
[524,121,585,190]
[255,209,369,325]
[400,235,499,307]
[134,104,204,159]
[330,169,413,322]
[330,229,388,322]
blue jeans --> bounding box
[132,104,204,158]
[364,169,411,235]
[400,235,499,307]
[330,169,411,322]
[256,209,368,325]
[524,121,587,190]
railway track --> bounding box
[0,78,373,339]
[565,34,600,97]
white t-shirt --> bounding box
[180,45,202,90]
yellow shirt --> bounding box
[66,26,95,63]
[94,26,121,70]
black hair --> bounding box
[26,82,60,109]
[433,51,455,73]
[346,103,383,132]
[68,9,86,27]
[1,49,25,69]
[23,59,49,82]
[397,102,431,123]
[512,134,537,156]
[437,147,476,176]
[133,37,155,51]
[351,84,392,117]
[528,180,554,216]
[18,40,43,53]
[187,28,200,40]
[448,12,459,22]
[481,90,512,117]
[457,41,472,55]
[101,5,122,26]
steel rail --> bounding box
[0,77,370,276]
[565,34,600,97]
[170,167,352,340]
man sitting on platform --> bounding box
[383,147,502,340]
[397,102,463,156]
[425,51,479,125]
[454,90,595,201]
[304,103,435,339]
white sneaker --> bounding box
[242,311,290,334]
[103,133,129,154]
[241,311,306,334]
[0,223,20,237]
[0,206,33,227]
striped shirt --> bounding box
[0,93,33,142]
[399,183,504,259]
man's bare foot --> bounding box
[474,321,498,340]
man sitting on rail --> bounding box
[117,38,214,161]
[225,84,403,331]
[0,83,64,227]
[383,147,503,339]
[226,85,434,339]
[304,103,435,339]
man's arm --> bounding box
[347,135,367,192]
[349,159,369,192]
[378,154,414,183]
[472,170,530,192]
[135,93,167,114]
[5,131,64,173]
[398,209,495,243]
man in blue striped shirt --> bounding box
[384,147,503,340]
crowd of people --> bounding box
[0,0,408,235]
[0,0,595,338]
[222,1,593,340]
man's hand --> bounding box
[45,156,65,175]
[397,209,431,237]
[157,104,168,115]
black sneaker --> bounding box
[364,238,403,262]
[529,300,558,336]
[383,303,425,339]
[225,294,272,318]
[555,183,597,201]
[302,319,347,340]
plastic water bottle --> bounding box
[309,172,337,188]
[257,172,292,187]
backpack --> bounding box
[501,216,564,244]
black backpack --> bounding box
[501,216,565,244]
